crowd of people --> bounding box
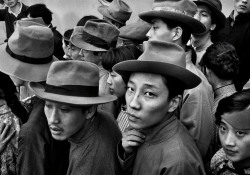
[0,0,250,174]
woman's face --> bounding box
[107,71,126,97]
[44,101,87,141]
[219,113,250,162]
[125,73,172,130]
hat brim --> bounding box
[29,82,117,106]
[71,34,108,52]
[194,1,226,28]
[98,5,125,25]
[139,10,206,34]
[0,43,58,82]
[113,60,201,89]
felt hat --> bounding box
[29,60,117,106]
[119,19,151,43]
[113,40,201,89]
[193,0,226,28]
[139,0,206,34]
[98,0,132,26]
[70,19,119,52]
[0,20,57,82]
[222,108,250,130]
[20,17,46,26]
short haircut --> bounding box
[63,29,73,46]
[76,15,99,26]
[200,42,240,80]
[26,4,53,25]
[215,89,250,125]
[102,45,142,72]
[162,18,191,45]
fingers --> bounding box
[3,129,16,144]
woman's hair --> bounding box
[102,45,142,72]
[215,89,250,125]
[200,42,240,80]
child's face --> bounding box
[125,73,174,130]
[4,0,18,8]
[107,71,126,97]
[219,114,250,162]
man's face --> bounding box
[81,49,101,65]
[125,73,172,130]
[107,71,126,97]
[234,0,250,15]
[68,44,82,61]
[194,4,215,35]
[4,0,18,8]
[146,18,175,42]
[44,101,88,140]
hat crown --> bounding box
[139,40,186,68]
[153,0,197,17]
[8,20,54,59]
[46,61,99,87]
[107,0,132,22]
[195,0,222,11]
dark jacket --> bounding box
[17,97,70,175]
[0,3,28,40]
[213,12,250,91]
[50,25,65,60]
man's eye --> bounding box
[127,87,134,92]
[236,131,246,137]
[219,125,227,132]
[145,92,155,98]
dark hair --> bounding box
[161,76,184,101]
[162,18,191,45]
[200,42,240,80]
[63,29,73,46]
[215,89,250,125]
[77,15,99,26]
[26,4,53,25]
[102,45,142,72]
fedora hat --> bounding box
[20,17,46,26]
[70,19,119,52]
[29,60,117,106]
[194,0,226,28]
[119,19,151,43]
[98,0,132,26]
[113,40,201,89]
[139,0,206,34]
[0,20,57,82]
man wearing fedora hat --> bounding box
[97,0,132,28]
[213,0,250,91]
[114,40,206,174]
[191,0,226,69]
[139,0,214,162]
[30,60,123,175]
[0,20,70,175]
[70,19,120,116]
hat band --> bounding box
[81,30,109,50]
[45,84,99,97]
[6,45,53,64]
[152,6,193,17]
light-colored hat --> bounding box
[139,0,206,34]
[70,19,120,52]
[29,60,117,106]
[98,0,132,26]
[20,17,46,26]
[194,0,226,28]
[0,20,57,82]
[113,40,201,89]
[119,19,151,43]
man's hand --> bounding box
[0,122,15,154]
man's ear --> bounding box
[168,95,182,112]
[172,26,183,42]
[85,105,97,119]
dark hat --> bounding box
[0,20,57,82]
[98,0,132,25]
[30,60,117,106]
[119,19,151,43]
[113,40,201,89]
[70,19,119,52]
[194,0,226,28]
[139,0,206,34]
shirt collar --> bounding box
[8,2,22,17]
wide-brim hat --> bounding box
[71,19,119,52]
[0,20,57,82]
[98,0,132,26]
[113,40,201,89]
[194,0,226,28]
[29,60,117,106]
[139,0,206,34]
